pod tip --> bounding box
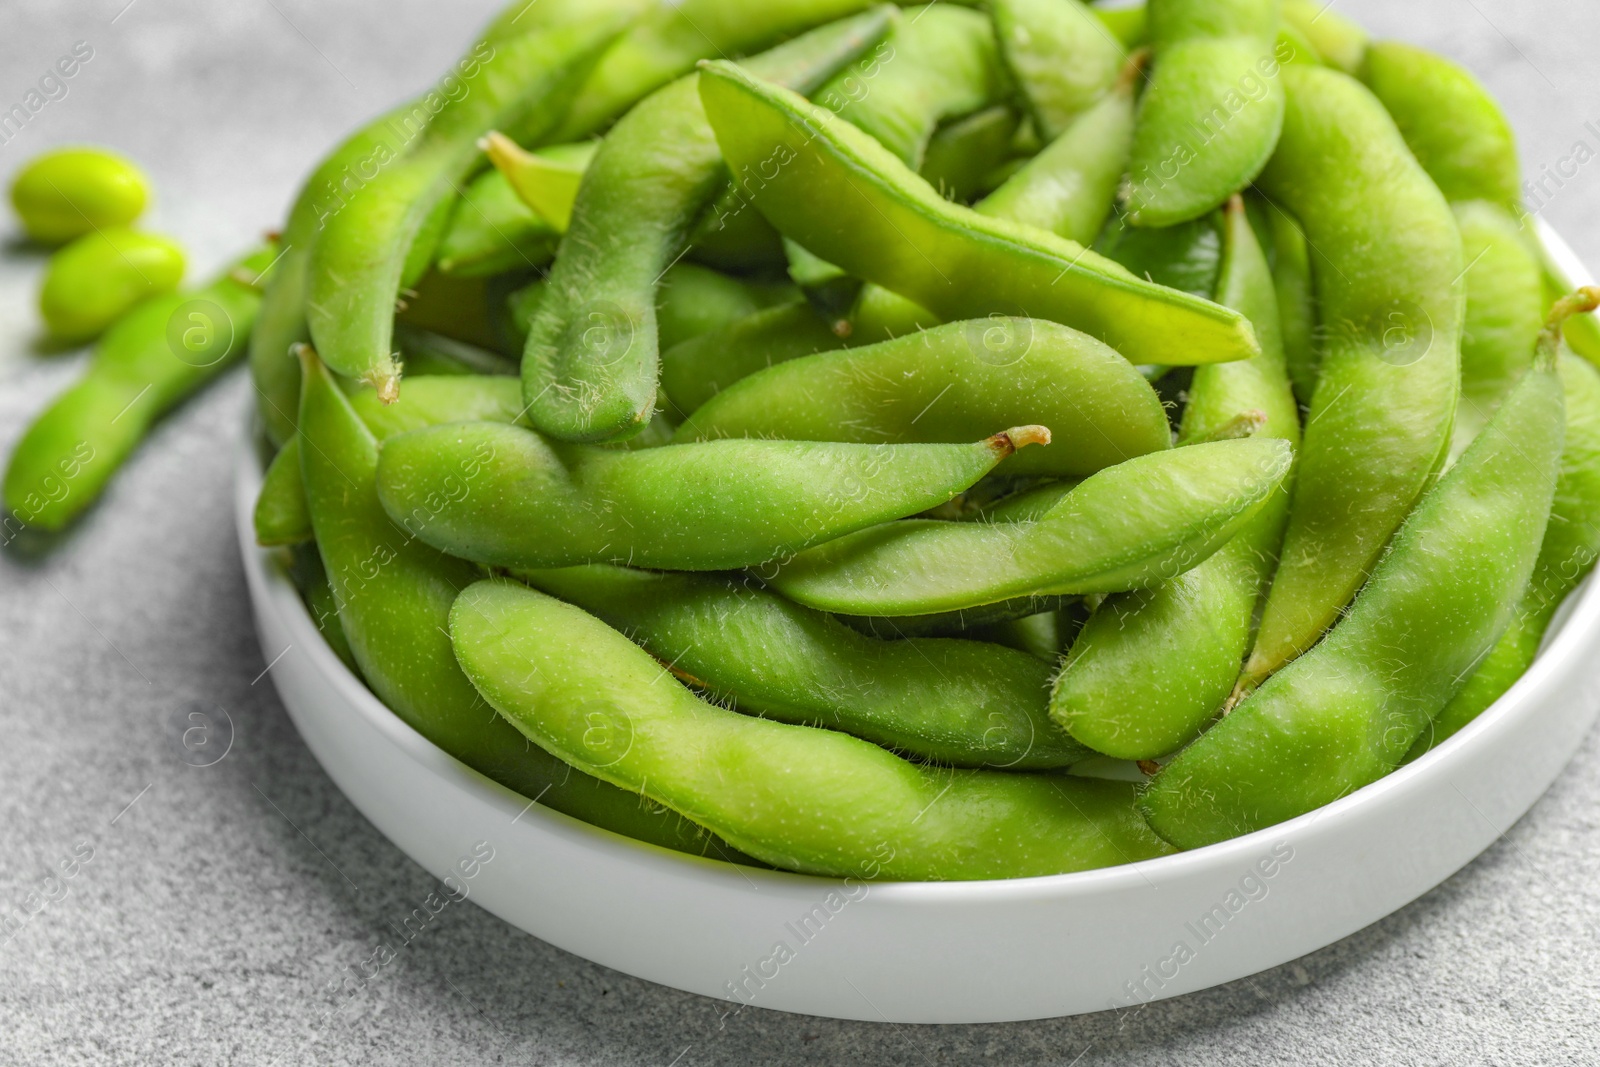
[994,425,1052,455]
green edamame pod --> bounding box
[1415,347,1600,753]
[480,134,597,234]
[1244,65,1464,687]
[521,10,897,443]
[395,324,518,378]
[992,0,1126,141]
[1144,298,1569,849]
[1361,41,1520,211]
[287,542,360,676]
[307,17,625,402]
[295,348,747,860]
[1094,212,1222,299]
[433,168,559,278]
[450,580,1173,879]
[1281,0,1366,74]
[6,247,271,533]
[518,565,1088,769]
[1123,0,1287,228]
[376,419,1043,571]
[11,146,150,246]
[660,300,845,416]
[674,318,1171,477]
[699,61,1261,369]
[40,228,186,343]
[1051,197,1299,761]
[654,263,796,351]
[254,443,312,548]
[769,437,1292,616]
[919,106,1021,203]
[1092,3,1148,50]
[1261,200,1317,406]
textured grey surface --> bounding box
[3,1,1600,1063]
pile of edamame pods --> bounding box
[11,0,1600,881]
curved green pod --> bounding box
[450,580,1174,879]
[521,10,897,443]
[699,60,1261,369]
[673,318,1170,477]
[1052,197,1299,761]
[1244,65,1463,686]
[517,565,1088,769]
[6,247,271,533]
[768,437,1292,617]
[40,228,185,343]
[376,420,1040,572]
[660,300,846,417]
[991,0,1126,141]
[1361,40,1520,211]
[294,349,747,861]
[653,263,796,351]
[1123,0,1286,228]
[1144,307,1567,849]
[307,17,624,402]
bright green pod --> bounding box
[376,419,1041,572]
[654,263,796,351]
[674,318,1171,477]
[769,437,1292,617]
[1361,41,1520,211]
[1051,197,1299,761]
[450,580,1174,879]
[1093,4,1148,49]
[521,11,897,443]
[6,247,270,533]
[480,134,597,234]
[659,300,845,416]
[699,61,1261,369]
[433,168,559,278]
[39,227,185,343]
[1123,0,1287,228]
[1451,201,1544,456]
[1244,65,1464,686]
[254,443,311,548]
[919,106,1021,204]
[1281,0,1366,74]
[475,0,650,43]
[294,349,748,861]
[992,0,1126,141]
[11,146,149,246]
[286,542,360,677]
[1262,200,1317,406]
[517,565,1088,769]
[1144,305,1568,849]
[1094,212,1222,299]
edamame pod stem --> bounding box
[307,17,625,403]
[992,0,1126,142]
[1052,197,1299,761]
[450,581,1174,879]
[517,565,1089,769]
[1244,64,1464,687]
[674,318,1170,477]
[1281,0,1366,75]
[659,300,846,416]
[377,420,1043,572]
[697,61,1261,369]
[1144,297,1568,849]
[521,9,898,443]
[294,348,748,860]
[6,247,273,533]
[769,437,1293,617]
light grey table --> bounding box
[3,2,1599,1063]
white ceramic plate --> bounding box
[238,222,1600,1024]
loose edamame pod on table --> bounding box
[450,580,1174,880]
[697,60,1261,369]
[40,227,185,343]
[673,317,1171,478]
[376,419,1049,571]
[1145,294,1573,848]
[991,0,1125,142]
[6,246,271,533]
[521,8,898,443]
[1052,196,1299,761]
[1122,0,1286,228]
[294,347,749,861]
[10,146,150,245]
[1243,64,1464,689]
[517,564,1089,769]
[769,437,1292,617]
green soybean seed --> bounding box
[991,0,1126,142]
[517,564,1089,769]
[1050,196,1299,761]
[769,437,1292,617]
[450,580,1174,879]
[39,227,185,343]
[7,247,271,532]
[674,317,1170,478]
[521,10,896,443]
[1244,64,1464,687]
[1143,297,1570,850]
[295,347,749,861]
[11,146,150,246]
[698,60,1260,369]
[659,299,844,416]
[1123,0,1286,228]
